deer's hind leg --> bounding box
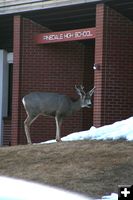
[24,114,39,144]
[55,116,63,142]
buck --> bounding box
[22,85,95,144]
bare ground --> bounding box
[0,140,133,198]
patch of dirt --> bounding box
[0,140,133,198]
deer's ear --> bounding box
[89,87,95,96]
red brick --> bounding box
[10,17,94,144]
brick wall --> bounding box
[3,118,11,146]
[94,4,133,127]
[6,4,133,145]
[83,41,95,130]
[11,17,94,144]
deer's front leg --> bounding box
[24,116,32,144]
[55,116,62,142]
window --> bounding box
[8,63,13,117]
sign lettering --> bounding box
[35,27,95,44]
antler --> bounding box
[89,87,96,96]
[75,85,86,96]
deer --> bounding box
[22,85,95,144]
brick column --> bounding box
[93,3,105,127]
[94,3,133,127]
[11,16,22,145]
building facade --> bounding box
[0,0,133,145]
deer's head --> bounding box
[75,85,95,108]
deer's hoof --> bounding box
[27,142,32,145]
[56,138,62,142]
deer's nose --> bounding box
[87,104,91,108]
[86,101,91,107]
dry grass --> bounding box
[0,140,133,198]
